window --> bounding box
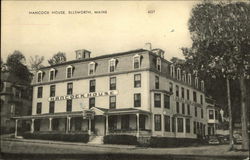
[187,104,190,115]
[187,89,190,100]
[177,68,181,80]
[89,98,95,108]
[36,102,42,114]
[156,57,161,71]
[52,118,59,131]
[182,71,186,82]
[110,96,116,109]
[176,102,180,113]
[121,115,129,130]
[134,74,141,88]
[195,77,199,88]
[201,80,205,91]
[194,121,197,134]
[186,119,190,133]
[37,71,43,83]
[67,83,73,95]
[110,77,116,90]
[66,66,73,78]
[170,65,175,78]
[164,94,170,109]
[50,85,55,97]
[182,103,185,114]
[139,115,146,130]
[201,108,204,118]
[193,91,197,102]
[181,87,184,98]
[66,99,72,112]
[164,115,171,132]
[133,54,141,69]
[200,95,203,104]
[49,101,55,113]
[209,110,214,119]
[172,117,175,132]
[134,93,141,107]
[176,85,179,97]
[155,76,159,89]
[195,107,198,117]
[108,116,117,130]
[169,82,173,92]
[49,69,55,81]
[89,80,96,92]
[177,118,184,132]
[37,87,43,98]
[154,114,161,131]
[154,93,161,108]
[88,62,96,75]
[109,59,116,72]
[188,73,191,85]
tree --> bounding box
[29,55,44,71]
[6,50,32,83]
[48,52,67,65]
[183,1,250,150]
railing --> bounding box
[109,129,152,136]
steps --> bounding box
[88,136,104,145]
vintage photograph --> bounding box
[1,1,249,160]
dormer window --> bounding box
[109,58,117,72]
[201,80,205,91]
[170,64,175,78]
[182,71,186,82]
[195,77,199,88]
[177,68,181,80]
[49,68,56,81]
[66,65,73,78]
[37,70,43,83]
[133,54,141,69]
[156,57,161,71]
[88,62,96,75]
[188,73,192,85]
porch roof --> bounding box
[105,108,151,115]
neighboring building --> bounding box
[0,70,32,134]
[14,48,207,139]
[206,96,221,135]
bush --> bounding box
[149,137,203,148]
[103,135,138,145]
[22,132,89,143]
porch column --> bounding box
[31,119,35,133]
[49,118,52,131]
[136,113,139,138]
[88,118,91,135]
[68,117,71,132]
[15,119,18,137]
[105,115,109,135]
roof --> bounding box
[40,49,148,69]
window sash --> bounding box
[66,100,72,112]
[134,74,141,88]
[49,102,55,113]
[37,73,42,82]
[110,77,116,90]
[176,85,179,97]
[134,57,140,69]
[164,94,170,109]
[155,76,159,89]
[67,68,72,78]
[89,98,95,108]
[134,94,141,107]
[154,93,161,108]
[50,71,54,80]
[67,83,73,95]
[182,103,185,114]
[37,87,43,98]
[186,119,190,133]
[177,118,183,132]
[50,85,55,97]
[164,116,170,132]
[176,102,179,113]
[90,80,96,92]
[154,115,161,131]
[110,96,116,109]
[36,103,42,114]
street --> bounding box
[1,139,249,160]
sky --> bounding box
[1,1,198,66]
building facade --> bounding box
[15,48,208,139]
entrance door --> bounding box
[91,119,95,134]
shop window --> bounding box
[154,93,161,108]
[134,93,141,107]
[177,118,184,132]
[134,74,141,88]
[154,114,161,131]
[164,115,170,132]
[164,94,170,109]
[49,101,55,113]
[89,98,95,108]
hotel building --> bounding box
[15,48,208,139]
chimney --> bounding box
[75,49,91,60]
[151,49,165,58]
[144,43,152,51]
